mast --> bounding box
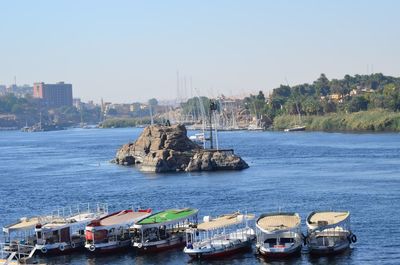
[209,100,217,149]
[149,104,154,125]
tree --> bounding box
[314,73,330,96]
[148,98,158,106]
[321,99,337,113]
[349,96,369,112]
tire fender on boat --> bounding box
[71,242,76,249]
[137,243,142,249]
[59,244,65,252]
[89,245,96,252]
[41,247,47,254]
[350,234,357,243]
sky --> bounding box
[1,0,399,103]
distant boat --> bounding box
[248,123,264,131]
[189,133,205,144]
[284,80,306,132]
[284,125,306,132]
[306,211,356,255]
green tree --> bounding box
[148,98,158,106]
[349,96,369,112]
[314,73,330,96]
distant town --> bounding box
[1,72,400,132]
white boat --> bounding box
[248,124,264,131]
[284,125,306,132]
[189,133,205,144]
[35,203,108,255]
[306,211,356,255]
[184,212,255,259]
[85,208,152,253]
[2,216,52,252]
[256,212,303,258]
[131,208,198,252]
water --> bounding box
[0,128,399,265]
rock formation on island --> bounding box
[113,124,249,173]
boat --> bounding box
[306,211,356,255]
[255,212,303,258]
[189,133,205,144]
[131,208,199,252]
[248,124,264,131]
[2,216,52,252]
[183,212,255,259]
[35,203,108,255]
[283,82,306,132]
[85,208,152,253]
[284,125,306,132]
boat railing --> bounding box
[50,203,108,221]
[0,242,36,263]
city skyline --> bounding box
[1,0,399,103]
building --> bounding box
[73,98,82,109]
[0,85,6,95]
[33,82,73,107]
[7,84,33,97]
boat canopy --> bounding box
[306,211,350,231]
[87,209,151,229]
[133,208,198,229]
[3,217,42,233]
[196,213,254,231]
[256,212,301,234]
[41,212,98,230]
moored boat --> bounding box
[35,204,107,255]
[189,133,205,144]
[85,208,152,253]
[2,216,52,252]
[131,208,198,252]
[184,212,255,259]
[306,211,356,255]
[284,125,306,132]
[256,212,303,258]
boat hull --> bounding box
[135,236,185,253]
[85,240,131,254]
[308,241,350,256]
[185,240,252,260]
[284,126,306,132]
[36,243,83,256]
[257,244,302,258]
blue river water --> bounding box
[0,128,400,265]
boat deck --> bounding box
[198,213,254,231]
[137,208,198,225]
[257,214,300,231]
[309,212,349,226]
[99,211,148,226]
[4,218,40,231]
[43,213,96,228]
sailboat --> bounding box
[284,98,305,132]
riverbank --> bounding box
[100,118,156,128]
[273,109,400,132]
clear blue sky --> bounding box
[1,0,399,103]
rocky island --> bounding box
[113,124,249,173]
